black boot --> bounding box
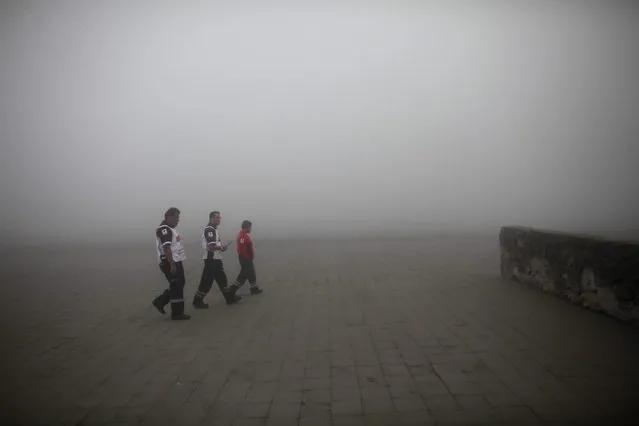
[171,313,191,320]
[152,290,170,314]
[193,298,209,309]
[170,300,189,320]
[250,286,263,295]
[223,292,242,305]
[152,298,166,314]
[223,286,242,305]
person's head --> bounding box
[164,207,180,227]
[209,211,221,226]
[241,220,252,233]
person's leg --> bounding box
[214,260,240,304]
[152,261,173,314]
[193,260,214,308]
[231,256,249,292]
[247,260,263,295]
[169,262,190,320]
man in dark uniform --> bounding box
[192,211,240,308]
[152,207,191,320]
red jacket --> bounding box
[236,230,254,260]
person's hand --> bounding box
[170,262,177,276]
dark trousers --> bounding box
[194,259,229,301]
[235,256,257,288]
[155,260,185,316]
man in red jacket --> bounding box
[229,220,263,296]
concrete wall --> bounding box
[499,226,639,324]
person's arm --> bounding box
[158,227,177,275]
[237,234,247,258]
[205,228,221,252]
[163,245,177,275]
[247,239,254,259]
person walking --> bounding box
[192,211,240,308]
[229,220,263,296]
[152,207,191,320]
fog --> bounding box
[1,0,638,243]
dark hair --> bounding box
[209,211,220,219]
[241,220,252,230]
[165,207,180,218]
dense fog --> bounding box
[1,0,638,243]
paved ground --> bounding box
[1,234,638,425]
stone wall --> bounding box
[499,226,639,324]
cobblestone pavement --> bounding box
[2,235,638,425]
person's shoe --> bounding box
[224,292,241,305]
[152,299,165,314]
[250,286,263,295]
[193,299,209,309]
[171,314,191,320]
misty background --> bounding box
[1,0,638,244]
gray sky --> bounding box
[1,0,638,242]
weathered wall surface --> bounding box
[500,226,639,324]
